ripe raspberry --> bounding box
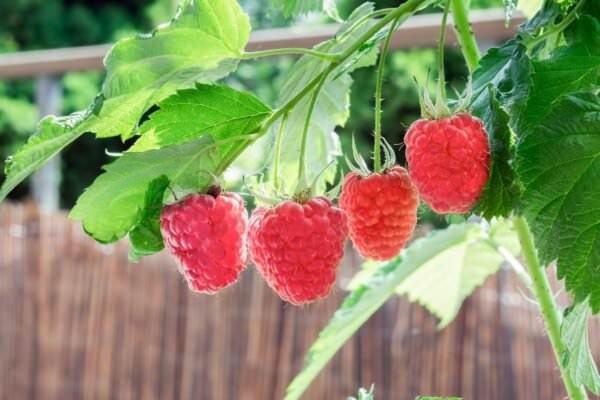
[340,166,419,261]
[404,113,490,214]
[160,191,248,294]
[248,197,348,305]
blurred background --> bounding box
[3,1,590,399]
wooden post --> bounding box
[31,75,62,211]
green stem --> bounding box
[513,216,588,400]
[450,0,480,72]
[436,0,451,112]
[373,16,400,173]
[273,112,288,191]
[297,73,328,184]
[337,8,396,42]
[241,48,339,62]
[525,0,586,49]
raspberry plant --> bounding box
[1,0,599,398]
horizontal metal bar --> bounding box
[0,8,523,79]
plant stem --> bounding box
[525,0,586,49]
[450,0,480,72]
[513,216,588,400]
[241,48,339,62]
[373,16,399,173]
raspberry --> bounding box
[340,166,419,261]
[248,197,348,305]
[404,113,490,214]
[160,191,248,294]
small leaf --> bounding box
[274,0,341,20]
[0,98,101,202]
[347,386,375,400]
[131,84,272,152]
[516,90,600,311]
[128,176,170,262]
[285,222,516,399]
[70,137,218,243]
[561,300,600,394]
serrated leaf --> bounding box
[395,220,519,328]
[0,98,101,202]
[130,84,271,152]
[515,90,600,311]
[514,19,600,134]
[70,137,218,243]
[561,300,600,395]
[128,176,170,262]
[90,0,250,139]
[269,3,382,194]
[476,89,519,219]
[285,222,516,400]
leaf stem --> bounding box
[241,48,339,62]
[513,216,588,400]
[525,0,586,49]
[297,73,328,185]
[273,112,288,191]
[373,17,400,173]
[435,0,451,113]
[450,0,481,72]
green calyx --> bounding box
[345,135,396,177]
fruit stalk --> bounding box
[450,0,480,72]
[513,216,588,400]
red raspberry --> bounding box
[248,197,348,305]
[404,113,490,214]
[340,166,418,261]
[160,192,248,294]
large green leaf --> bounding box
[70,137,218,243]
[515,91,600,311]
[285,222,515,400]
[0,99,100,202]
[0,0,249,203]
[93,0,250,139]
[514,16,600,134]
[561,300,600,395]
[130,84,271,152]
[349,221,519,328]
[269,4,382,194]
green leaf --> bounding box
[561,300,600,395]
[128,176,170,262]
[514,19,600,134]
[476,89,519,219]
[269,4,380,194]
[130,84,271,152]
[70,137,218,243]
[0,99,100,202]
[348,221,518,328]
[92,0,250,139]
[515,90,600,311]
[285,222,515,400]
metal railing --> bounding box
[0,8,523,210]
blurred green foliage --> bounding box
[0,0,500,207]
